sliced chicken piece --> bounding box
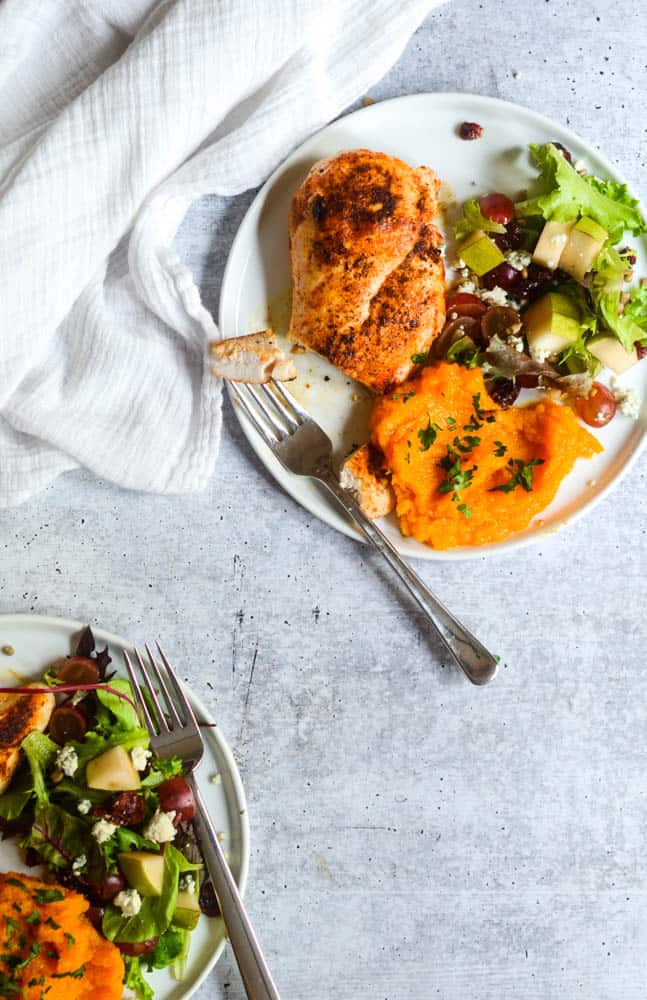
[340,443,395,519]
[0,684,55,794]
[209,330,297,383]
[288,148,446,393]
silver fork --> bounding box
[229,380,498,685]
[123,644,280,1000]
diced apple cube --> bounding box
[559,216,608,281]
[458,230,505,276]
[86,745,141,791]
[588,336,638,374]
[523,292,581,359]
[532,220,574,270]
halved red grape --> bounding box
[117,938,158,957]
[481,263,521,291]
[157,776,196,822]
[56,656,100,686]
[446,292,487,318]
[86,906,105,932]
[48,705,88,744]
[478,192,515,225]
[481,307,523,345]
[575,382,617,427]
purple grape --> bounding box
[481,262,522,291]
[488,379,520,409]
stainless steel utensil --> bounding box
[123,644,280,1000]
[229,380,498,685]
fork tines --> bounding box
[229,379,308,444]
[124,642,195,735]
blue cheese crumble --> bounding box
[143,808,177,843]
[92,818,118,844]
[114,888,142,917]
[55,744,79,777]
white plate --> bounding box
[0,613,249,1000]
[219,91,647,560]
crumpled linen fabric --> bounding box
[0,0,440,505]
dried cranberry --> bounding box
[493,220,525,253]
[488,379,520,409]
[199,878,221,917]
[551,141,573,163]
[517,262,560,302]
[516,372,542,389]
[118,939,158,957]
[635,342,647,360]
[458,121,483,141]
[94,791,146,826]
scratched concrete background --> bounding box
[2,0,647,997]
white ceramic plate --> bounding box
[219,91,647,560]
[0,613,249,1000]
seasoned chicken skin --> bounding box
[0,684,55,793]
[288,149,445,393]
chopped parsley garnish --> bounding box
[457,503,473,518]
[411,350,431,365]
[44,917,60,931]
[64,932,75,948]
[465,393,497,432]
[6,879,27,893]
[52,965,86,980]
[494,440,507,457]
[437,445,477,496]
[32,889,64,904]
[489,457,545,494]
[418,419,442,451]
[446,416,457,429]
[453,434,481,453]
[24,912,40,926]
[391,391,415,403]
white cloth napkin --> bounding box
[0,0,440,506]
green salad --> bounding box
[0,628,216,1000]
[437,140,647,427]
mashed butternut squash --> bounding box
[370,362,602,549]
[0,871,124,1000]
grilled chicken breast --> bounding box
[209,330,297,383]
[340,443,395,519]
[288,149,445,393]
[0,685,55,793]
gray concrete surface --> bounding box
[2,0,647,996]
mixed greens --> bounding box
[435,141,647,427]
[0,628,218,1000]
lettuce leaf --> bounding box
[484,335,592,396]
[591,244,645,350]
[0,763,34,819]
[96,678,140,732]
[145,926,188,970]
[22,731,58,804]
[123,957,154,1000]
[624,284,647,343]
[454,198,506,241]
[102,844,200,944]
[72,727,150,775]
[23,800,94,869]
[516,144,646,243]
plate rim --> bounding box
[219,90,647,561]
[0,611,250,1000]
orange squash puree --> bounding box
[370,362,602,549]
[0,871,124,1000]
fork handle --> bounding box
[320,474,498,685]
[189,775,280,1000]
